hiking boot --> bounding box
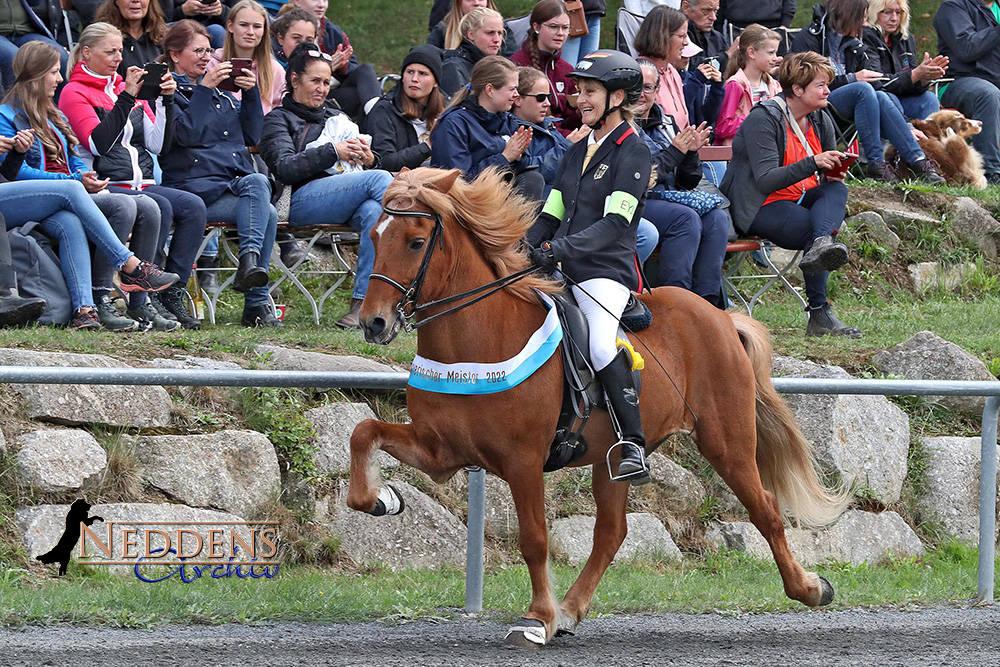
[128,302,181,332]
[806,303,862,338]
[278,234,308,267]
[0,288,45,327]
[866,160,900,183]
[910,158,946,185]
[335,298,363,330]
[119,260,179,293]
[148,293,178,321]
[70,306,102,331]
[799,235,848,275]
[241,304,282,328]
[95,293,139,332]
[235,251,268,290]
[597,351,650,486]
[196,255,220,295]
[158,284,201,330]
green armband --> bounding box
[541,189,565,220]
[606,191,640,225]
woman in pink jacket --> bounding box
[715,24,782,146]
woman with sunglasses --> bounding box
[159,19,279,328]
[432,55,545,202]
[367,45,445,173]
[510,0,581,135]
[260,44,393,330]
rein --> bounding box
[368,205,538,331]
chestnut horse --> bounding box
[348,167,849,648]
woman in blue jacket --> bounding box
[159,19,279,327]
[431,55,544,202]
[527,51,653,484]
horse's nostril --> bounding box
[370,317,386,337]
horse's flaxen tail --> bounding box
[730,312,851,528]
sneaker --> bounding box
[95,294,139,332]
[910,158,946,185]
[128,302,181,332]
[158,284,201,330]
[241,304,282,328]
[148,293,178,322]
[119,261,179,293]
[866,161,900,183]
[70,306,102,331]
[806,303,862,338]
[799,235,848,275]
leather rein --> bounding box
[368,205,538,332]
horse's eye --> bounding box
[409,238,426,251]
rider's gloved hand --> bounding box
[529,242,557,271]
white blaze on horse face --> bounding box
[375,215,395,238]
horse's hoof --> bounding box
[818,575,835,606]
[504,617,546,649]
[369,484,405,517]
[555,618,577,637]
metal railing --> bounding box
[0,368,996,607]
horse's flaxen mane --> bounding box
[384,167,563,302]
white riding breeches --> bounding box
[571,278,631,372]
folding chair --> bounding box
[723,239,807,316]
[615,7,645,57]
[506,13,532,51]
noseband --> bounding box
[368,205,539,331]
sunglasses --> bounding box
[524,92,550,102]
[305,49,333,62]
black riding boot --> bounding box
[597,351,650,485]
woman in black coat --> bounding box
[366,45,445,172]
[260,44,393,329]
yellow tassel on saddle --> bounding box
[616,338,644,371]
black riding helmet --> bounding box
[569,50,643,129]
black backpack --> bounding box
[8,221,73,326]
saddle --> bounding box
[544,292,650,472]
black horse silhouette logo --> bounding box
[36,499,104,576]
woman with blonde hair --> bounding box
[207,0,285,114]
[94,0,169,74]
[440,7,506,96]
[60,22,208,330]
[862,0,946,120]
[0,42,179,331]
[428,0,515,56]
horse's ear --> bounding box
[398,166,410,175]
[427,169,462,194]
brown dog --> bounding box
[886,109,987,189]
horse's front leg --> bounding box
[504,471,559,649]
[347,419,441,515]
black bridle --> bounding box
[368,205,538,331]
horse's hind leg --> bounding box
[347,419,440,515]
[696,418,830,607]
[557,460,630,635]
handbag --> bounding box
[646,187,725,216]
[565,0,589,38]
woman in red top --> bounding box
[509,0,581,134]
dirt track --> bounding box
[1,606,999,666]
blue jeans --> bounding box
[644,199,729,299]
[204,173,278,307]
[941,76,1000,175]
[288,170,393,300]
[748,181,848,309]
[560,14,601,67]
[636,217,658,264]
[828,82,924,164]
[0,180,133,310]
[91,190,161,308]
[0,34,69,94]
[886,90,940,121]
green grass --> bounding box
[0,541,992,627]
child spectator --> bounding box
[271,7,317,67]
[715,24,781,146]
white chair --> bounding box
[622,0,679,15]
[506,13,531,51]
[615,7,645,58]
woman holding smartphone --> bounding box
[60,22,208,330]
[207,0,285,114]
[94,0,170,75]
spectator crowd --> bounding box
[0,0,994,338]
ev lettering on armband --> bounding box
[604,191,639,225]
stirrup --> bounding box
[606,440,651,486]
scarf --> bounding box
[281,95,329,124]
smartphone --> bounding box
[218,58,253,92]
[824,152,858,179]
[707,57,720,70]
[135,62,168,101]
